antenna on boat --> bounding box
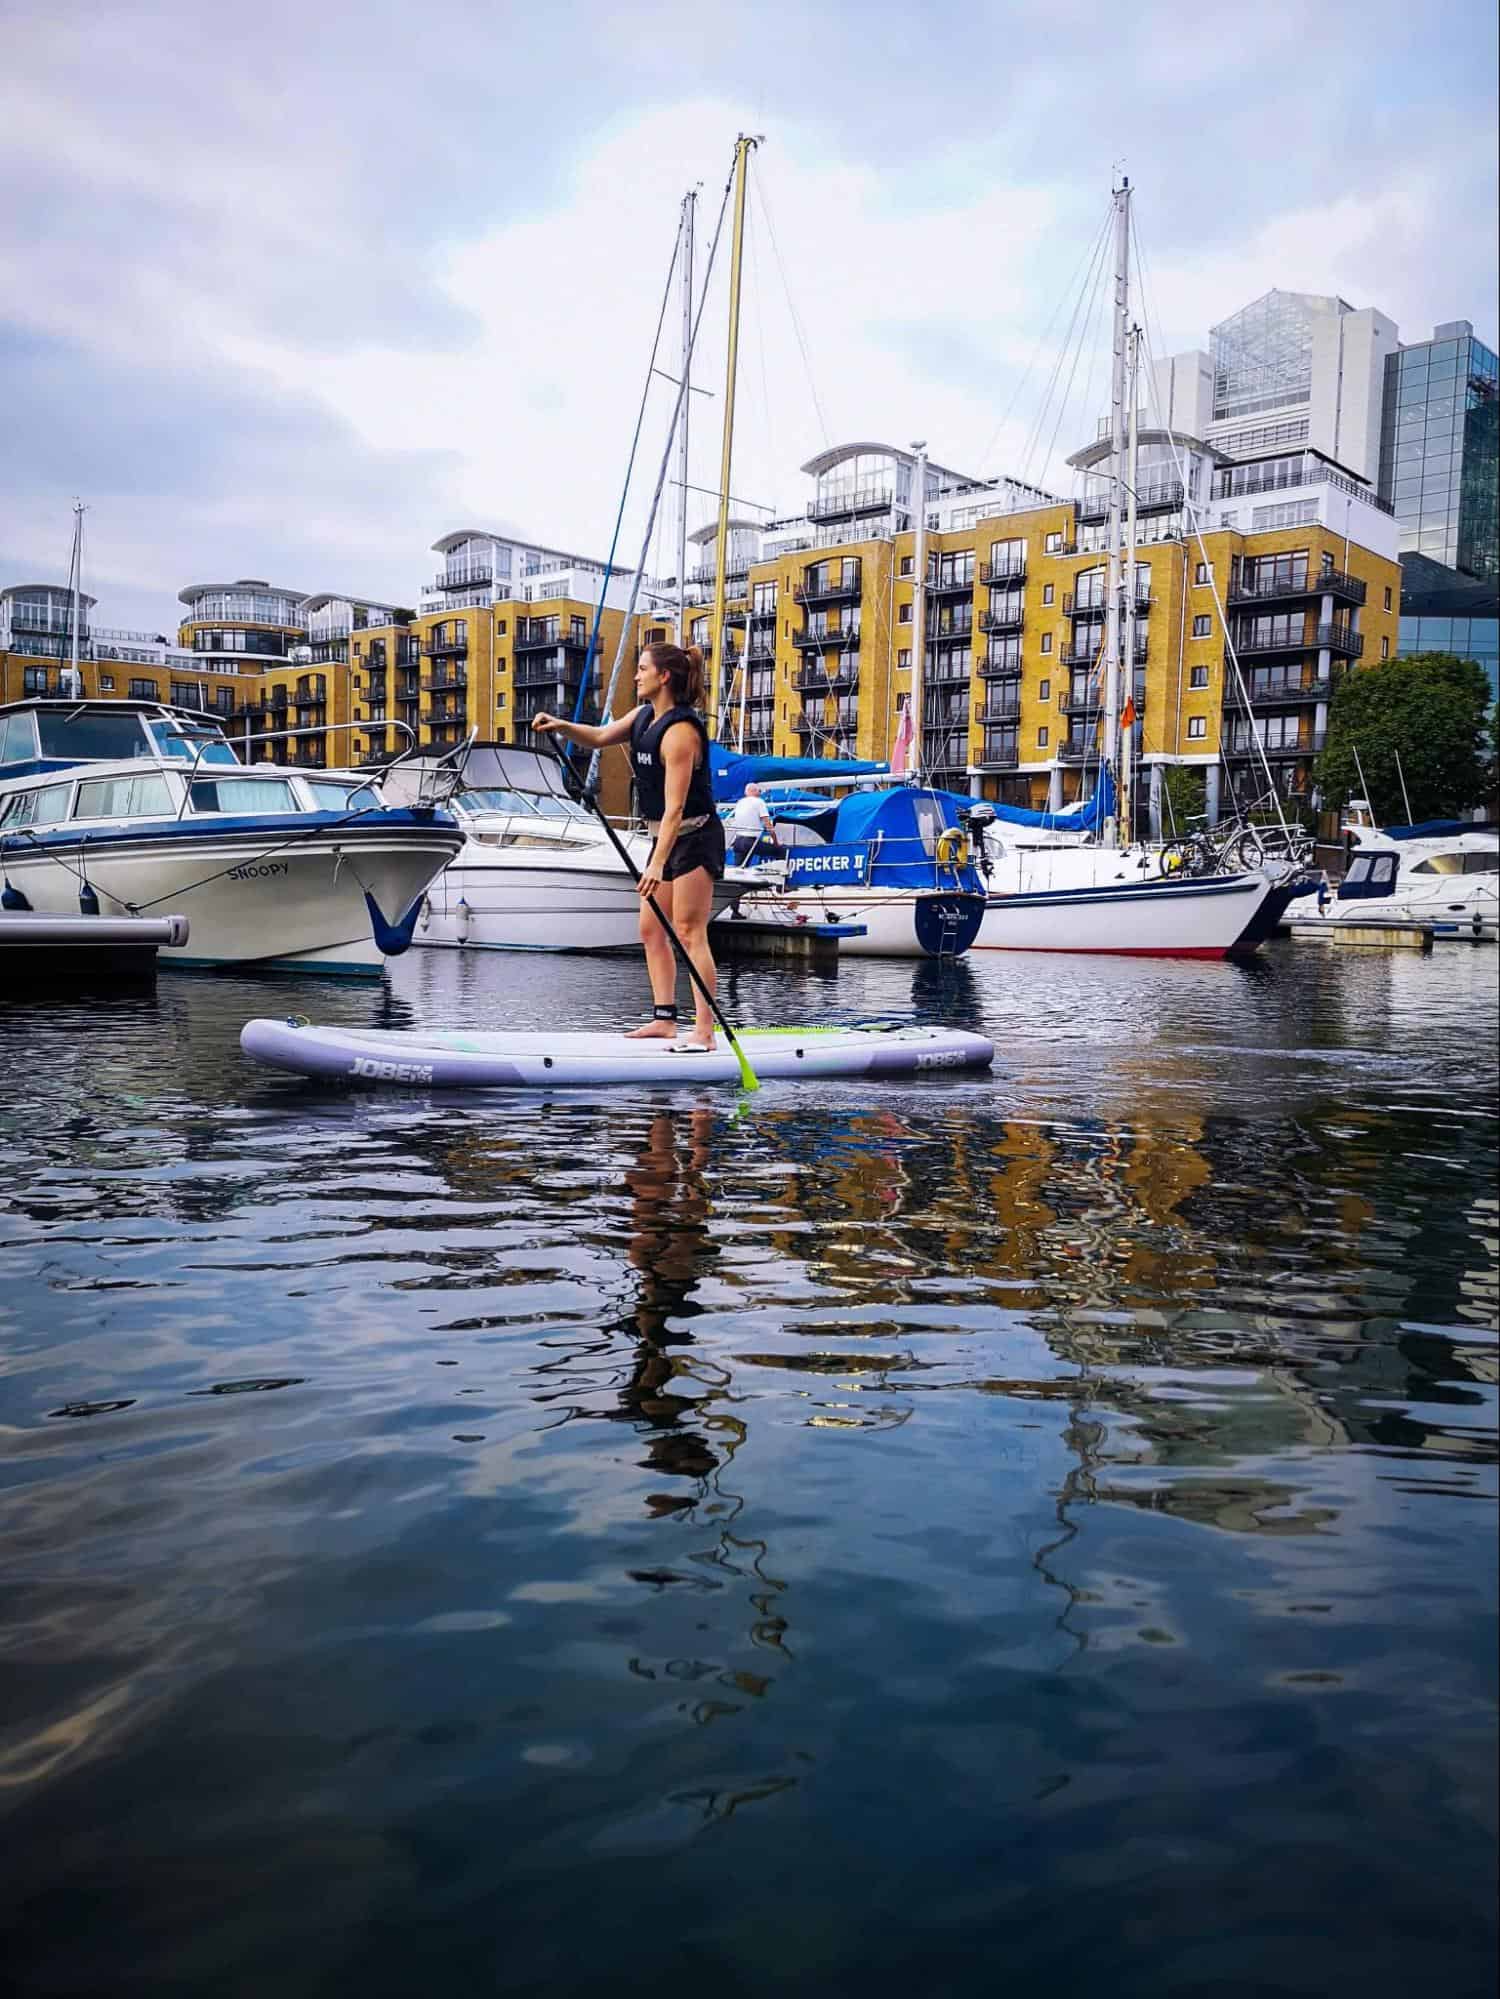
[1121,324,1141,845]
[1393,748,1414,826]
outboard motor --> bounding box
[959,803,997,884]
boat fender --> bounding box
[935,828,969,870]
[79,882,100,916]
[456,896,471,942]
[418,895,432,934]
[2,878,32,911]
[362,888,426,958]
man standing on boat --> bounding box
[728,783,778,866]
[532,642,725,1051]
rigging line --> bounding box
[584,159,738,785]
[976,197,1115,473]
[1015,220,1111,496]
[568,207,685,726]
[751,171,830,451]
[1129,212,1293,840]
[1035,227,1111,503]
[747,195,777,536]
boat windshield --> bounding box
[148,721,238,767]
[35,710,155,763]
[459,788,544,816]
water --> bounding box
[2,942,1495,1998]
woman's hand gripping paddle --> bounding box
[539,741,761,1094]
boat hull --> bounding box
[741,887,987,958]
[974,869,1285,958]
[0,818,462,975]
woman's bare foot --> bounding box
[625,1018,680,1040]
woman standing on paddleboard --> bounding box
[532,642,726,1051]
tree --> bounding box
[1158,762,1206,834]
[1315,652,1494,823]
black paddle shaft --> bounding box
[543,741,748,1055]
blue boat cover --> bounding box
[1377,817,1480,841]
[709,744,885,803]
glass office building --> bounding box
[1380,322,1499,581]
[1399,553,1499,701]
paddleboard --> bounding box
[239,1017,995,1089]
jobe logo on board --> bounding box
[228,862,290,881]
[785,842,871,888]
[351,1058,434,1082]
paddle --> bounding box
[537,739,760,1094]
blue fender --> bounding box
[363,888,426,958]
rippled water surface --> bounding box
[2,941,1496,1998]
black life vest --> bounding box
[629,703,715,823]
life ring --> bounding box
[935,828,969,870]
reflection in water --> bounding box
[0,944,1494,1999]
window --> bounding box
[1383,587,1392,612]
[898,603,912,624]
[0,782,73,828]
[1194,562,1211,585]
[1192,615,1212,637]
[99,675,115,691]
[1037,726,1049,748]
[1045,532,1063,553]
[128,679,157,700]
[899,555,913,577]
[1381,636,1390,659]
[1187,716,1207,740]
[496,619,507,636]
[1038,678,1050,701]
[1042,583,1054,606]
[897,649,911,670]
[188,777,299,814]
[1040,632,1052,654]
[1251,499,1318,531]
[497,690,507,708]
[75,773,175,819]
[1190,665,1209,688]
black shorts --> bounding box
[663,816,726,883]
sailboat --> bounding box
[971,181,1297,960]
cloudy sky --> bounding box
[3,0,1495,631]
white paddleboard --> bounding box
[239,1017,995,1089]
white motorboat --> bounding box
[1311,821,1498,941]
[0,700,463,975]
[411,744,765,953]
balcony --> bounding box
[979,558,1026,586]
[748,604,777,626]
[1317,622,1364,659]
[926,654,973,686]
[978,606,1024,635]
[745,638,777,663]
[515,626,587,653]
[1225,730,1326,761]
[927,572,975,598]
[794,570,861,607]
[1057,737,1096,764]
[977,736,1020,770]
[795,662,860,694]
[979,655,1023,681]
[1075,480,1184,523]
[1064,591,1151,618]
[432,565,493,590]
[1224,675,1333,711]
[793,623,860,650]
[423,667,468,691]
[927,620,974,646]
[514,661,583,692]
[1228,568,1367,608]
[426,635,468,659]
[808,485,894,524]
[1061,638,1147,669]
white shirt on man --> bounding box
[730,793,773,837]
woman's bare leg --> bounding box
[668,868,718,1047]
[625,878,681,1038]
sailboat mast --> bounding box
[708,133,757,734]
[1102,178,1130,846]
[1121,323,1141,844]
[909,440,928,780]
[676,189,696,648]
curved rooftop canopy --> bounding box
[297,592,403,615]
[1067,428,1224,471]
[687,517,764,546]
[799,441,981,485]
[2,583,98,607]
[178,578,308,611]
